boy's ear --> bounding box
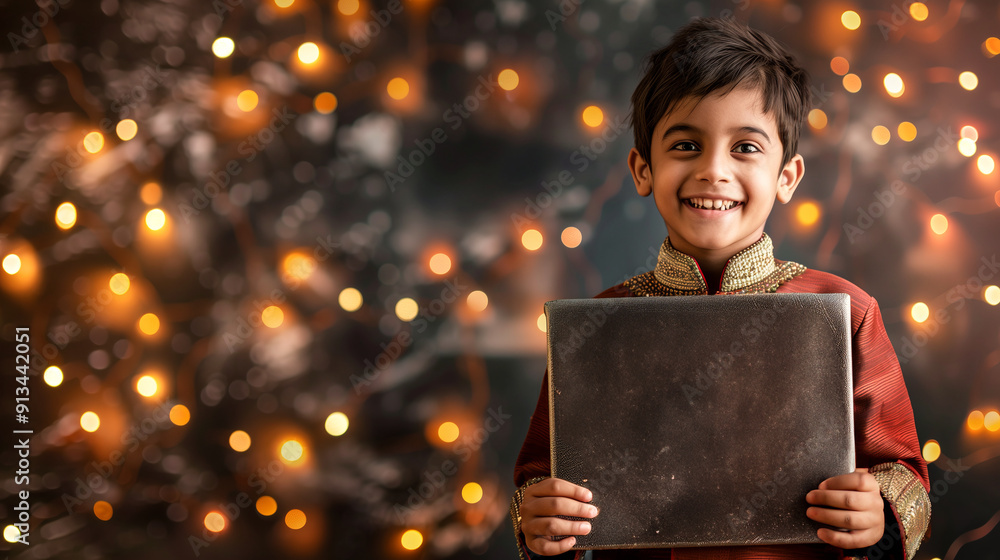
[628,148,653,197]
[775,153,805,204]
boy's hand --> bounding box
[805,467,884,549]
[519,477,599,556]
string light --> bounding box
[116,119,137,141]
[80,411,100,432]
[929,214,948,235]
[170,404,190,426]
[437,421,459,443]
[94,501,113,521]
[401,529,423,550]
[325,412,349,436]
[841,10,861,30]
[297,42,320,64]
[109,272,130,295]
[498,68,519,91]
[212,37,235,58]
[467,290,489,312]
[145,208,166,231]
[910,302,930,323]
[521,229,543,250]
[256,496,277,516]
[395,298,418,321]
[582,105,604,127]
[285,509,307,529]
[462,482,483,504]
[138,313,160,335]
[387,77,409,100]
[339,288,363,312]
[43,366,63,387]
[262,305,284,328]
[83,132,104,153]
[921,440,940,462]
[55,202,77,229]
[280,439,304,463]
[229,430,251,452]
[204,512,226,533]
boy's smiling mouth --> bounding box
[682,197,744,211]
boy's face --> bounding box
[627,85,804,260]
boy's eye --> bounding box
[672,141,698,151]
[734,143,760,154]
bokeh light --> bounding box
[339,287,363,312]
[314,92,338,114]
[212,37,235,58]
[325,412,349,436]
[116,119,138,141]
[109,272,130,294]
[401,529,423,550]
[94,501,113,521]
[986,411,1000,432]
[910,302,930,323]
[297,42,320,64]
[841,10,861,30]
[136,375,158,397]
[929,214,948,235]
[429,253,452,275]
[843,73,862,93]
[807,108,827,129]
[871,125,891,145]
[582,105,604,127]
[921,440,940,463]
[957,138,977,157]
[285,509,307,529]
[145,208,166,231]
[229,430,251,452]
[462,482,483,504]
[958,71,978,90]
[204,512,226,533]
[437,421,459,443]
[909,2,928,21]
[55,202,77,229]
[280,439,304,462]
[138,313,160,335]
[80,411,100,432]
[261,305,284,328]
[561,226,582,248]
[968,410,985,431]
[467,290,489,312]
[2,254,20,275]
[522,229,543,250]
[256,496,277,516]
[796,201,821,227]
[3,525,20,543]
[830,56,849,75]
[977,154,995,175]
[395,298,418,321]
[83,131,104,153]
[43,366,63,387]
[984,286,1000,306]
[897,121,917,142]
[883,73,904,97]
[536,312,547,333]
[237,89,259,112]
[498,68,519,91]
[170,404,191,426]
[387,77,410,100]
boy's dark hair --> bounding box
[629,17,813,170]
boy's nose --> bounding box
[693,148,734,184]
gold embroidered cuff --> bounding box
[510,476,548,560]
[871,462,932,560]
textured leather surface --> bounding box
[544,293,854,550]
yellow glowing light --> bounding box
[958,71,978,90]
[462,482,484,504]
[842,73,862,93]
[960,125,979,141]
[212,37,235,58]
[297,42,320,64]
[140,181,162,204]
[275,0,294,7]
[830,56,849,76]
[314,92,338,114]
[3,525,20,543]
[116,119,137,141]
[325,412,349,436]
[498,68,519,91]
[84,131,104,153]
[582,105,604,128]
[338,0,359,16]
[438,421,459,443]
[921,440,940,463]
[229,430,251,452]
[145,208,166,231]
[977,154,995,175]
[2,254,20,275]
[883,73,904,97]
[94,501,113,521]
[968,410,985,431]
[897,122,917,142]
[807,108,827,130]
[170,404,190,426]
[285,509,307,529]
[256,496,277,516]
[80,411,100,432]
[138,313,160,335]
[910,302,930,323]
[467,290,489,312]
[561,226,582,248]
[338,287,363,312]
[537,312,547,333]
[43,366,63,387]
[136,375,158,397]
[796,201,821,226]
[958,138,977,157]
[909,2,928,21]
[109,272,130,295]
[841,10,861,30]
[280,439,304,462]
[262,305,284,328]
[985,37,1000,57]
[986,411,1000,432]
[387,77,409,100]
[871,125,891,146]
[429,253,452,275]
[984,285,1000,306]
[401,529,423,550]
[929,214,948,235]
[204,512,226,533]
[522,229,543,251]
[237,89,259,112]
[55,202,77,229]
[395,297,419,321]
[283,252,315,281]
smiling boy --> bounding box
[511,17,931,560]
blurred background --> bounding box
[0,0,998,558]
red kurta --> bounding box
[511,233,930,560]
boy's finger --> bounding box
[530,478,593,502]
[527,535,577,556]
[523,517,593,540]
[805,506,880,531]
[524,496,599,518]
[817,471,878,492]
[805,489,882,512]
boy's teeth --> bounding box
[688,197,738,210]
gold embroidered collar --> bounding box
[623,232,806,296]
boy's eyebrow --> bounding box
[661,123,771,145]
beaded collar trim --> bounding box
[623,232,807,296]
